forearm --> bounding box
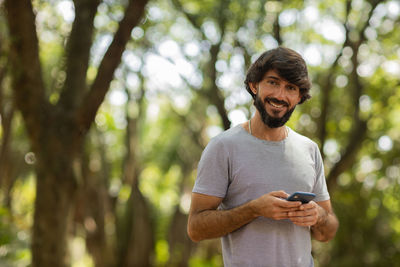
[187,201,258,242]
[311,206,339,242]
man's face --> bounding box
[251,69,301,128]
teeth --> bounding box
[270,102,284,108]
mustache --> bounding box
[264,97,289,107]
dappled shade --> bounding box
[0,0,400,266]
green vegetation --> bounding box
[0,0,399,266]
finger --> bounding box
[277,199,302,208]
[289,212,319,226]
[301,201,317,210]
[288,210,307,217]
[290,215,317,224]
[291,216,318,226]
[291,220,314,227]
[273,211,291,220]
[270,190,290,199]
[279,206,303,213]
[289,208,318,217]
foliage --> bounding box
[1,0,400,266]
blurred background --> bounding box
[0,0,399,266]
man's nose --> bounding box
[271,84,286,99]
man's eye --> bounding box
[287,86,297,91]
[268,80,277,85]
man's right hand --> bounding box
[187,191,302,242]
[250,191,302,220]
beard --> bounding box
[254,94,296,128]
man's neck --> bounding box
[246,113,288,141]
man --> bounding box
[187,47,339,267]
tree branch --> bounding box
[76,0,148,134]
[326,0,381,191]
[207,43,231,130]
[273,13,282,45]
[170,0,207,40]
[318,0,352,153]
[0,64,15,188]
[58,0,100,111]
[327,119,367,191]
[4,0,48,147]
[172,0,232,129]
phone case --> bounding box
[287,192,316,203]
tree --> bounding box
[146,0,400,266]
[2,0,399,266]
[4,0,148,265]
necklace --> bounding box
[248,119,288,139]
[249,119,252,135]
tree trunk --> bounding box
[32,149,77,267]
[4,0,148,265]
[0,67,16,209]
[118,183,154,267]
[82,175,113,267]
[117,83,154,267]
[167,208,196,267]
[77,132,115,267]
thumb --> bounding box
[270,190,290,199]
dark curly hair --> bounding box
[244,47,311,104]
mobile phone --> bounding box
[287,192,316,204]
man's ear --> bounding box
[296,92,302,105]
[249,82,258,95]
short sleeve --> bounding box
[312,144,330,202]
[193,138,230,198]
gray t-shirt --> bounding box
[193,125,330,267]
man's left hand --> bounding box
[287,201,323,227]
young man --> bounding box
[187,47,339,267]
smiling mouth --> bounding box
[266,98,288,109]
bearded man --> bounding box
[187,47,339,267]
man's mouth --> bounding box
[266,98,288,109]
